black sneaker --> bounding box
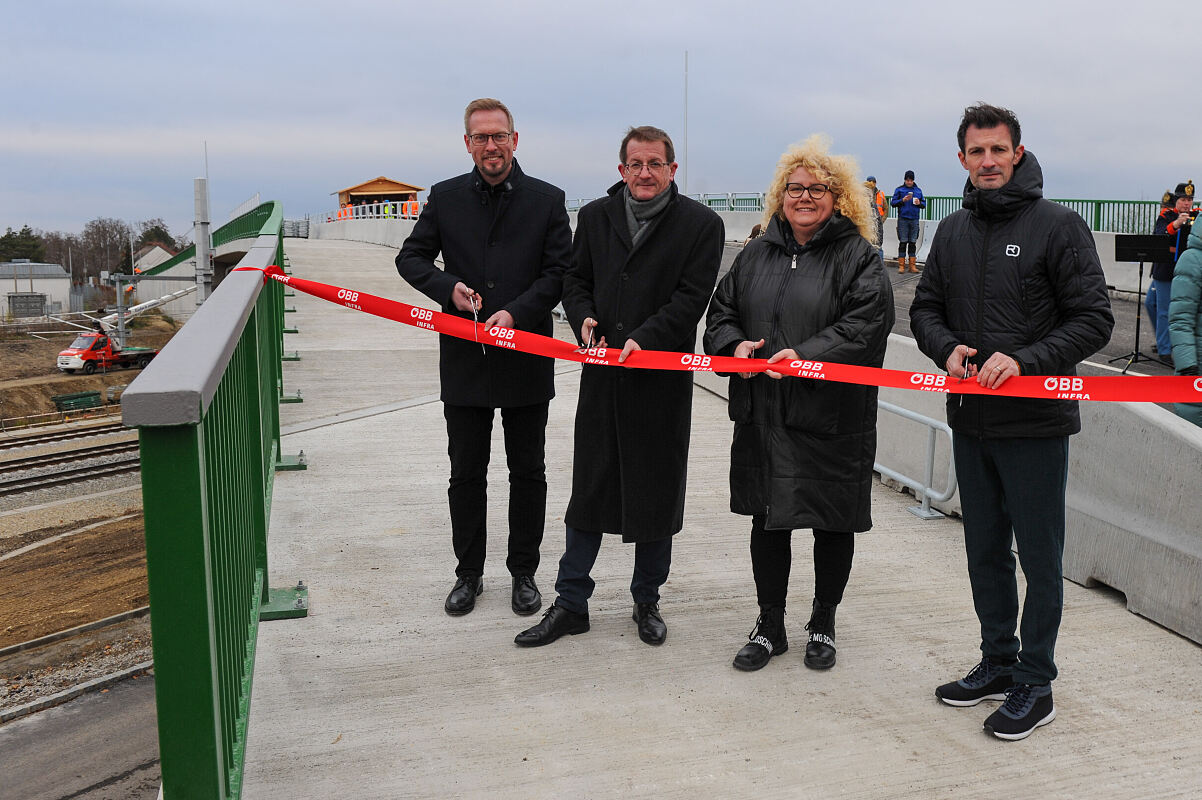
[733,607,787,671]
[983,683,1056,740]
[935,657,1014,706]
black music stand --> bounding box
[1110,234,1175,374]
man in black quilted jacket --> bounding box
[910,103,1114,741]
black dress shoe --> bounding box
[514,603,589,647]
[511,575,542,616]
[633,602,667,645]
[444,576,482,616]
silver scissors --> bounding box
[470,296,485,355]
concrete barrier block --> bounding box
[1064,402,1202,644]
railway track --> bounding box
[0,421,127,451]
[0,440,140,476]
[0,452,141,498]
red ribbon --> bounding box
[234,265,1202,404]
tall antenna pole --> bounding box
[683,50,689,194]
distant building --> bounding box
[335,177,425,207]
[134,244,177,272]
[1,260,71,317]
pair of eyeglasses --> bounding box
[468,132,512,145]
[785,183,830,200]
[624,161,670,174]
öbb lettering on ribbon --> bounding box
[910,372,949,392]
[234,264,1202,404]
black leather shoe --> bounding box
[511,575,542,616]
[633,602,667,646]
[514,603,589,647]
[444,576,482,616]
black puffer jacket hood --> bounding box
[962,151,1044,221]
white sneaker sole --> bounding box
[937,691,1008,707]
[985,707,1057,740]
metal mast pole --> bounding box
[194,177,212,304]
[683,50,689,194]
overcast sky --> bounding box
[5,0,1200,237]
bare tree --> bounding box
[79,217,134,279]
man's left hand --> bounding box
[483,309,514,329]
[618,338,642,364]
[978,352,1021,388]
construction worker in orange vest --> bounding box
[865,176,888,260]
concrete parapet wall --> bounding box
[310,218,418,249]
[1063,401,1202,643]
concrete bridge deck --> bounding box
[241,238,1201,799]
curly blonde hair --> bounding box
[762,134,877,245]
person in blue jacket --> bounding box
[890,170,925,273]
[1150,182,1195,363]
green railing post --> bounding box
[140,424,227,799]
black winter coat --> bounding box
[1153,206,1192,282]
[395,160,571,407]
[562,182,724,542]
[909,152,1114,438]
[705,214,894,532]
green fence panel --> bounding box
[888,195,1162,233]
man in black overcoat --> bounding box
[515,125,724,647]
[396,98,570,617]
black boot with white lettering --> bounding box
[733,606,787,672]
[804,598,837,670]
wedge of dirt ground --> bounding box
[0,515,148,648]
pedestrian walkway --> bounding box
[241,238,1201,799]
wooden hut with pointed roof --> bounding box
[334,177,425,206]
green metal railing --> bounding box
[141,203,282,277]
[123,201,305,799]
[887,195,1161,233]
[565,192,1161,234]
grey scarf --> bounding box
[624,185,673,249]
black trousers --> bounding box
[444,402,548,578]
[953,433,1068,685]
[749,514,854,610]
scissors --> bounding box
[469,296,485,355]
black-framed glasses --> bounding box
[624,161,670,174]
[468,132,512,146]
[785,182,830,200]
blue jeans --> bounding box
[897,217,919,257]
[953,434,1069,685]
[554,526,672,615]
[1145,278,1172,356]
